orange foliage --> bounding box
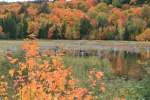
[72,0,77,5]
[95,71,104,79]
[58,0,65,4]
[86,0,96,8]
[114,97,126,100]
[22,40,39,57]
[136,28,150,41]
[51,7,85,26]
[51,15,61,24]
[112,8,126,26]
[88,68,105,93]
[27,6,38,16]
[0,26,3,33]
[131,7,141,16]
[7,40,96,100]
[0,76,8,99]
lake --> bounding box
[0,40,150,79]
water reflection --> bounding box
[65,49,150,80]
[4,45,150,80]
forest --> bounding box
[0,0,150,40]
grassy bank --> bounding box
[64,56,150,100]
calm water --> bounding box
[1,40,150,79]
[64,49,150,80]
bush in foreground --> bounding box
[0,39,106,100]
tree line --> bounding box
[0,0,150,41]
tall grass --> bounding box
[64,56,150,100]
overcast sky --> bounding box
[0,0,72,2]
[0,0,34,2]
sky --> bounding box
[0,0,35,2]
[0,0,72,2]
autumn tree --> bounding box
[124,17,144,40]
[141,5,150,21]
[136,28,150,41]
[52,25,64,39]
[97,15,108,33]
[27,20,40,36]
[77,1,89,12]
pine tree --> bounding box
[3,15,17,39]
[80,17,92,39]
[38,24,49,39]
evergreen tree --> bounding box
[38,2,50,14]
[17,18,28,39]
[80,17,92,39]
[38,24,49,39]
[97,15,108,32]
[3,14,18,39]
[19,3,28,14]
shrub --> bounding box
[4,40,105,99]
[136,28,150,41]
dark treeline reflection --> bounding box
[65,49,150,80]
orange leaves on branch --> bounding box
[131,7,141,16]
[27,6,38,16]
[72,0,77,5]
[22,40,39,57]
[0,76,8,98]
[52,56,64,68]
[7,40,94,99]
[51,7,85,26]
[86,0,96,8]
[59,0,65,4]
[27,21,40,35]
[112,8,126,26]
[51,15,60,24]
[9,69,16,77]
[136,28,150,41]
[91,19,96,26]
[88,68,105,94]
[114,97,126,100]
[95,71,104,79]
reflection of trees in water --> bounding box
[65,48,150,80]
[111,51,126,76]
[109,51,150,80]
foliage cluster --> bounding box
[0,0,150,40]
[0,40,106,100]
